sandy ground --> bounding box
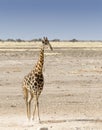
[0,42,102,130]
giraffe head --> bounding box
[42,37,53,50]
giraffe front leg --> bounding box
[35,94,41,123]
[32,94,41,122]
[32,99,40,123]
[37,99,41,123]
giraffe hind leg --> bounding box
[37,99,40,123]
[27,92,33,120]
[22,86,29,120]
[32,94,40,123]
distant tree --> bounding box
[70,39,78,42]
[38,38,42,41]
[6,39,15,42]
[0,39,3,42]
[29,38,42,42]
[16,39,25,42]
[52,39,60,42]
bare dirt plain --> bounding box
[0,42,102,130]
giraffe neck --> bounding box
[34,47,44,74]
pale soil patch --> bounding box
[0,115,102,130]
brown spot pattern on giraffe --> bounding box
[24,72,44,94]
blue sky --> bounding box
[0,0,102,40]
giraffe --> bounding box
[22,37,53,122]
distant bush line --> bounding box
[0,38,102,42]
